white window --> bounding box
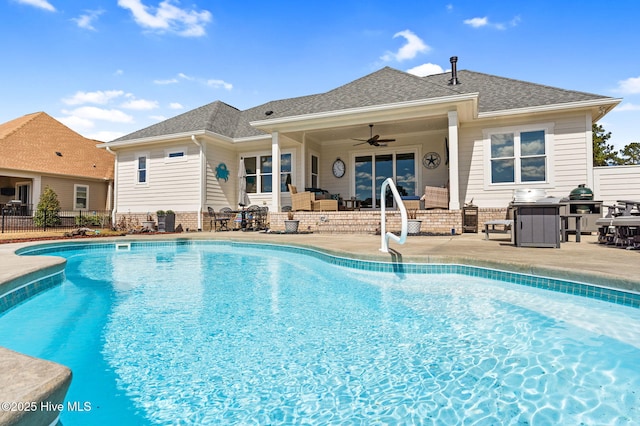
[243,152,293,193]
[74,184,89,210]
[165,147,187,162]
[484,124,553,187]
[136,153,148,184]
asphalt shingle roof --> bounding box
[0,112,114,180]
[112,66,611,143]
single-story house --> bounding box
[0,112,114,214]
[100,57,621,232]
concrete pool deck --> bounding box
[1,230,640,425]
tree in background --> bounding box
[592,123,622,166]
[620,142,640,165]
[33,186,62,228]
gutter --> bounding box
[478,98,622,121]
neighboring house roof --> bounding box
[112,66,616,143]
[0,112,114,180]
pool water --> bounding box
[1,242,640,425]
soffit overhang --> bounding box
[250,93,480,134]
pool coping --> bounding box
[1,236,640,425]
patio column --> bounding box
[271,132,281,211]
[447,111,461,210]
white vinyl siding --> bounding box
[205,145,236,208]
[463,114,589,208]
[116,144,201,212]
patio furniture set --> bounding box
[595,200,640,249]
[208,205,269,232]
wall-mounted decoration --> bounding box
[422,152,441,169]
[215,163,230,182]
[332,158,345,178]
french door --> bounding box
[354,152,416,208]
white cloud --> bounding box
[62,106,134,123]
[114,69,124,76]
[381,30,430,62]
[615,103,640,112]
[17,0,55,12]
[72,9,103,31]
[62,90,125,106]
[464,17,489,28]
[56,115,94,130]
[169,102,183,109]
[155,73,232,90]
[207,79,233,90]
[117,0,212,37]
[86,130,126,142]
[464,15,520,30]
[154,78,179,85]
[618,76,640,94]
[406,63,445,77]
[150,115,167,121]
[120,98,159,110]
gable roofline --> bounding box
[108,64,621,146]
[0,112,114,180]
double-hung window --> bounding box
[486,125,551,186]
[74,184,88,210]
[136,154,148,184]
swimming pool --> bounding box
[2,240,640,424]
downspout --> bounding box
[105,146,118,225]
[192,135,204,230]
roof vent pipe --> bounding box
[449,56,459,85]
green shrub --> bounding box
[75,214,109,227]
[33,187,62,228]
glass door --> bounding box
[395,153,416,197]
[355,155,373,208]
[354,152,416,208]
[375,154,393,208]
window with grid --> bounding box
[489,129,547,184]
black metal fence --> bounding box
[1,205,112,233]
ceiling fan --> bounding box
[352,124,396,147]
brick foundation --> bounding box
[115,211,201,232]
[271,210,463,234]
[117,208,511,234]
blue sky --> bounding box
[1,0,639,149]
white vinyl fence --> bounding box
[593,165,640,206]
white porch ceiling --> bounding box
[287,115,449,144]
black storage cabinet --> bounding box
[512,202,565,248]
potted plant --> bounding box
[157,210,176,232]
[284,210,299,233]
[407,209,422,235]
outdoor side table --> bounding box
[560,214,583,242]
